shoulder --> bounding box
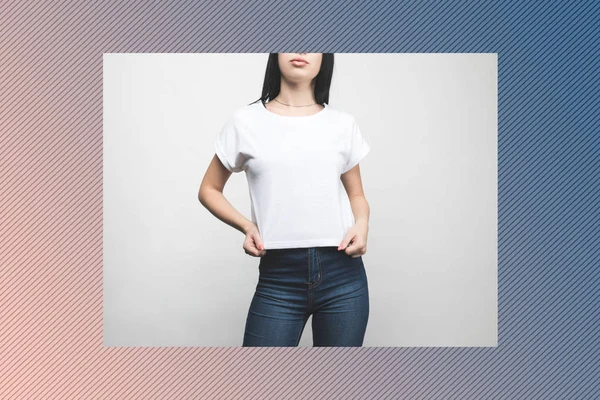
[222,102,262,129]
[217,103,258,134]
[325,104,354,120]
[325,105,357,127]
[233,101,262,119]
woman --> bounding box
[198,53,371,347]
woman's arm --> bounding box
[339,164,370,256]
[198,155,266,256]
[198,155,254,235]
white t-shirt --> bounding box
[214,101,370,250]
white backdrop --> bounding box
[103,53,498,347]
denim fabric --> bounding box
[242,246,369,347]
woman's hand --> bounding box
[338,220,368,258]
[243,223,267,257]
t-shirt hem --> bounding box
[263,238,342,250]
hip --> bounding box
[258,246,367,292]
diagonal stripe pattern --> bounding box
[1,0,599,398]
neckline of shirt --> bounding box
[258,101,329,119]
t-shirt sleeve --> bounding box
[342,117,371,173]
[214,114,247,173]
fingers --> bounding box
[338,233,354,251]
[344,238,367,258]
[339,237,360,257]
[252,233,265,255]
[245,246,265,257]
[244,232,266,257]
[255,235,264,251]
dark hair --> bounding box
[249,53,334,107]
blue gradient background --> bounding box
[1,0,598,398]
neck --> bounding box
[275,79,317,106]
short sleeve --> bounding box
[343,117,371,173]
[214,115,247,173]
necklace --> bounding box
[272,98,318,107]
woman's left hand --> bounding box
[338,220,368,258]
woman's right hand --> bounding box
[243,223,267,257]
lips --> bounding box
[290,58,308,64]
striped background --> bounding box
[2,1,599,398]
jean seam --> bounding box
[305,248,312,286]
[312,247,323,288]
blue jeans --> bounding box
[242,246,370,347]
